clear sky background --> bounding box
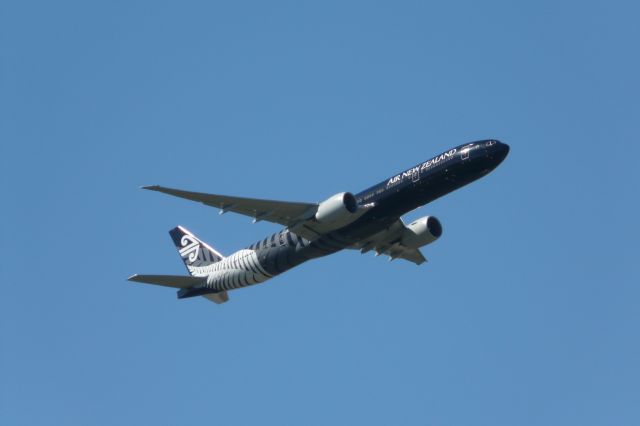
[1,1,639,425]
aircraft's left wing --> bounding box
[143,185,317,227]
[349,219,428,265]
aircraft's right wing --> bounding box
[143,185,317,228]
[349,219,428,265]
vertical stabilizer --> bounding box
[169,226,224,277]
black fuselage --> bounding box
[245,140,510,278]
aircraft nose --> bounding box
[492,140,510,164]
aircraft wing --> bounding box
[350,219,428,265]
[143,185,317,227]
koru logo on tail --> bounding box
[179,235,200,263]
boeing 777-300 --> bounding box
[129,140,510,304]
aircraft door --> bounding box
[461,145,471,160]
[412,168,420,183]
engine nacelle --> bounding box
[401,216,443,249]
[315,192,358,224]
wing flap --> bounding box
[394,248,427,265]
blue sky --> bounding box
[1,1,639,425]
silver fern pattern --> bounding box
[170,225,351,297]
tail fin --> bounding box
[169,226,224,277]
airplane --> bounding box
[129,140,510,304]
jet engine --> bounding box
[315,192,358,224]
[401,216,443,249]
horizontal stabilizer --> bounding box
[203,291,229,304]
[128,274,205,288]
